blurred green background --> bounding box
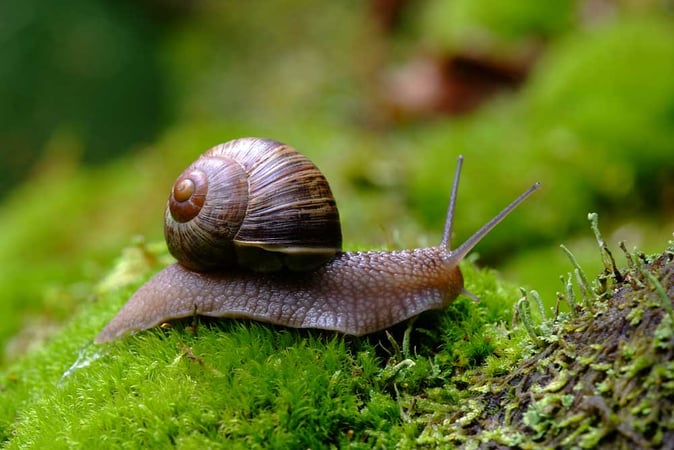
[0,0,672,362]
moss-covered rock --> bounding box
[417,245,674,448]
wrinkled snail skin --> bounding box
[94,247,463,343]
[95,137,540,343]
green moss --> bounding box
[0,239,529,448]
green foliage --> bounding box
[420,0,576,48]
[161,1,364,127]
[0,0,167,188]
[409,16,674,249]
[527,18,674,206]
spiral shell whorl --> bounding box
[168,169,208,223]
[165,156,249,272]
[165,138,342,273]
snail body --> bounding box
[95,138,539,343]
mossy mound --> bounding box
[419,248,674,448]
[0,245,524,448]
[1,234,673,448]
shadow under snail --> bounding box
[95,137,540,343]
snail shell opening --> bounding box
[164,138,342,273]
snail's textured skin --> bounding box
[95,247,462,343]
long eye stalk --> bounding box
[440,156,540,263]
[440,155,464,250]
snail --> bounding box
[95,137,540,343]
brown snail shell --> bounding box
[164,138,342,273]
